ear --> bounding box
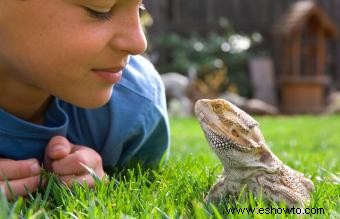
[258,150,280,172]
[259,151,274,165]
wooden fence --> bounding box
[145,0,340,89]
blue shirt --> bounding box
[0,55,170,168]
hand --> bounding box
[0,158,41,200]
[43,136,105,187]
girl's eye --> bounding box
[84,2,146,21]
[85,7,113,21]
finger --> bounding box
[59,174,98,188]
[45,136,74,160]
[0,175,41,200]
[59,166,106,188]
[0,159,40,180]
[52,146,102,176]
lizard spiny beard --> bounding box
[201,123,249,153]
[202,128,247,168]
[203,128,234,151]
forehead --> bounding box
[215,100,258,129]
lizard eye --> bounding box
[231,129,239,137]
[213,103,223,112]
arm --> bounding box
[116,104,170,168]
[129,111,170,167]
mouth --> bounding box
[194,100,210,121]
[92,67,124,84]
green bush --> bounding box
[154,18,263,97]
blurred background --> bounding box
[142,0,340,117]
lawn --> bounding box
[1,116,339,218]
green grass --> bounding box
[1,116,339,218]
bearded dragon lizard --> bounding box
[195,99,314,207]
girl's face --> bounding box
[0,0,147,108]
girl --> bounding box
[0,0,169,199]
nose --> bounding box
[110,10,147,55]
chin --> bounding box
[79,99,110,109]
[62,88,113,109]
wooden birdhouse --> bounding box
[273,0,337,113]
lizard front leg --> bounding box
[205,175,241,203]
[300,176,314,193]
[256,175,306,207]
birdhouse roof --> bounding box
[273,0,337,37]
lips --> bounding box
[92,67,123,84]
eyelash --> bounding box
[85,3,146,21]
[85,8,113,21]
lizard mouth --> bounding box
[202,127,252,152]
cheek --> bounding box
[11,2,109,74]
[0,2,115,107]
[28,26,103,73]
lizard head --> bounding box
[195,99,313,206]
[195,99,278,169]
